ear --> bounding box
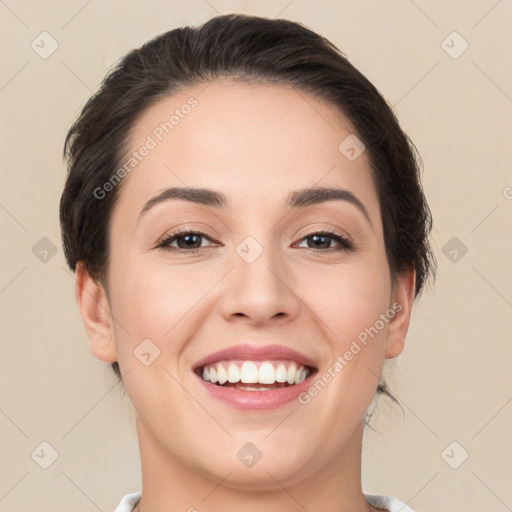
[75,262,117,363]
[384,265,416,359]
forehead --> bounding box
[114,80,379,224]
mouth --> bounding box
[195,359,314,391]
[192,345,318,409]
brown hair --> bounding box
[60,13,436,396]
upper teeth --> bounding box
[201,360,310,386]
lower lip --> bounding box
[194,373,315,410]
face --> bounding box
[78,80,414,490]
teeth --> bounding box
[240,361,258,383]
[237,384,276,392]
[295,368,307,384]
[286,363,297,385]
[258,362,276,384]
[275,363,287,383]
[200,360,311,386]
[216,364,228,385]
[227,363,240,383]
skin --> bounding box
[75,80,415,512]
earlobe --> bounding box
[384,266,416,359]
[75,262,118,363]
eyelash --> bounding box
[156,229,355,253]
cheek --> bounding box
[108,261,220,360]
[299,255,391,395]
[301,255,391,340]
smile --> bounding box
[198,360,313,390]
[193,344,318,409]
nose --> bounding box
[219,240,301,327]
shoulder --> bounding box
[364,492,416,512]
[115,491,413,512]
[113,491,141,512]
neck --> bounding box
[133,415,378,512]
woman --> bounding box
[60,13,436,512]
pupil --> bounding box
[310,234,329,249]
[179,234,200,249]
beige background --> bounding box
[1,1,511,511]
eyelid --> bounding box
[293,222,354,246]
[156,228,219,250]
[293,229,354,251]
[156,226,355,253]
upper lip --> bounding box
[193,344,318,371]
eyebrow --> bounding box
[139,186,373,229]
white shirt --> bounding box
[114,491,415,511]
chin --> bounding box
[190,439,322,492]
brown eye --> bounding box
[297,232,354,252]
[173,233,203,249]
[157,230,216,251]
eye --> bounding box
[295,231,354,252]
[156,229,354,253]
[157,230,217,252]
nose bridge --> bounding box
[220,233,300,324]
